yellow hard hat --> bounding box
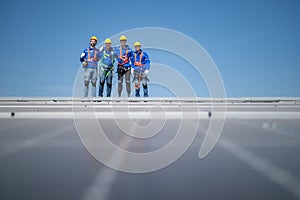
[119,35,127,41]
[90,36,98,42]
[104,38,112,44]
[134,41,141,47]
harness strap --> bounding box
[104,49,114,62]
[134,52,145,89]
[87,48,97,61]
[119,47,128,59]
[101,65,113,77]
[100,48,114,69]
[134,52,144,67]
[119,47,129,64]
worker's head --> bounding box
[90,36,98,47]
[104,38,112,49]
[119,35,127,46]
[134,41,141,51]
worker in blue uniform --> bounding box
[79,36,100,97]
[115,35,133,97]
[131,41,150,97]
[99,38,115,97]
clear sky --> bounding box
[0,0,299,97]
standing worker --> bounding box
[131,41,150,97]
[99,38,115,97]
[115,35,133,97]
[80,36,100,97]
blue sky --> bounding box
[0,0,299,97]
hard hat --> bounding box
[134,41,141,47]
[104,38,112,44]
[90,36,98,42]
[119,35,127,41]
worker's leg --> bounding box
[98,70,105,97]
[83,68,91,97]
[142,76,148,97]
[135,87,140,97]
[91,68,98,97]
[133,71,140,97]
[142,84,148,97]
[84,81,89,97]
[118,72,124,97]
[106,72,113,97]
[125,69,131,97]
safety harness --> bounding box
[134,52,144,89]
[119,47,129,64]
[87,48,97,66]
[134,52,144,67]
[100,48,114,77]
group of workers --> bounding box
[79,35,150,98]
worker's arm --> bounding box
[115,46,123,64]
[130,52,135,68]
[95,49,101,62]
[80,49,86,62]
[98,51,104,66]
[142,52,150,70]
[128,48,133,64]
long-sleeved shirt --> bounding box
[131,49,150,71]
[114,45,133,68]
[99,47,115,70]
[80,46,100,69]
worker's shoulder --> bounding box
[83,47,99,52]
[142,51,149,57]
[114,45,132,52]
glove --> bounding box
[144,69,149,75]
[99,46,104,52]
[122,57,129,64]
[82,61,87,67]
[131,68,134,74]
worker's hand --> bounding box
[82,61,87,67]
[131,68,134,74]
[144,69,149,75]
[99,46,104,52]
